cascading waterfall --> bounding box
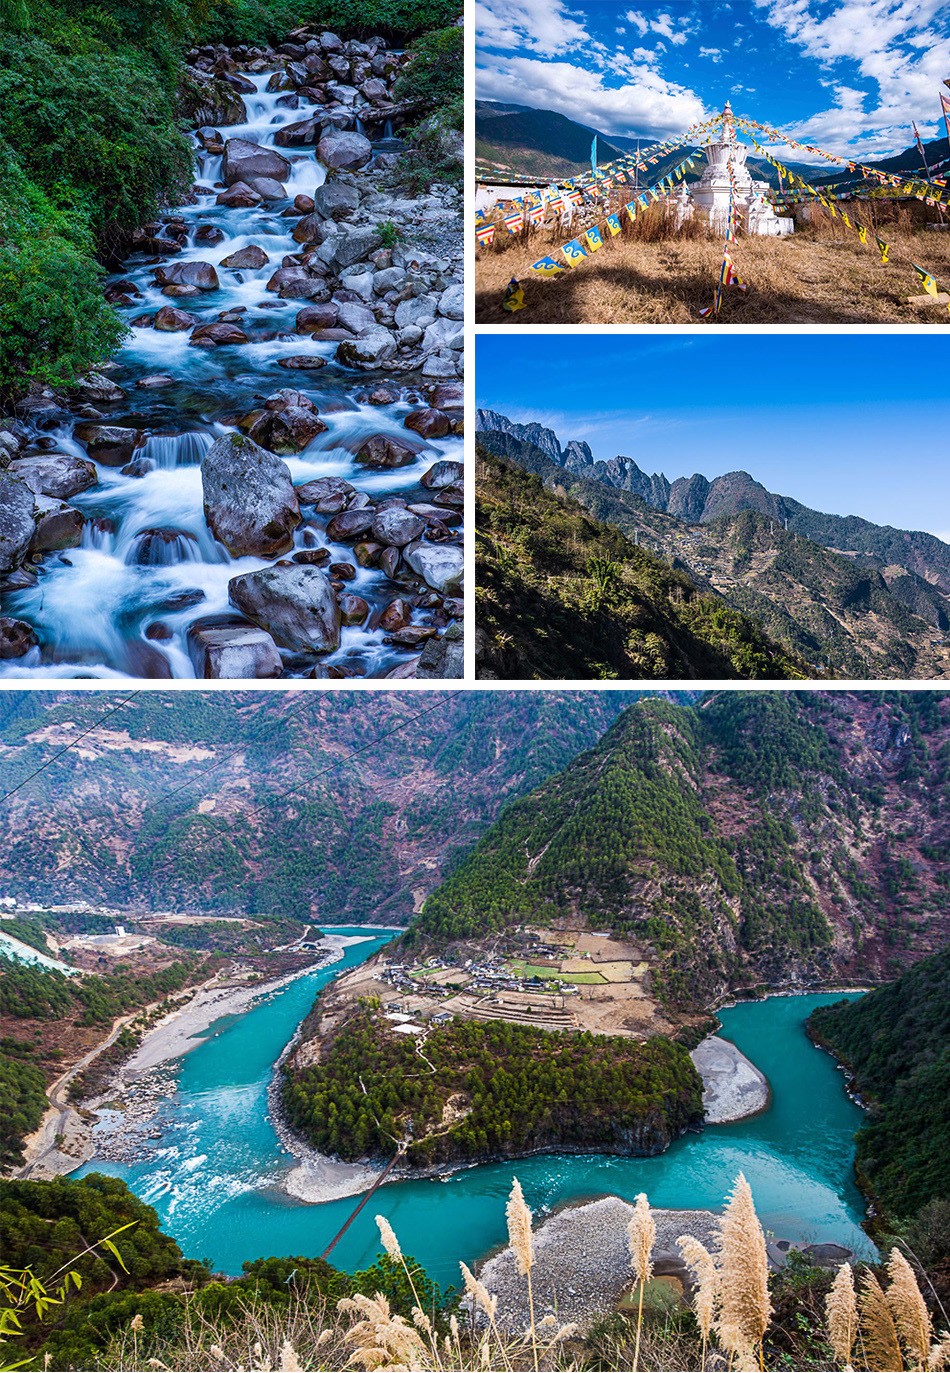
[1,69,462,681]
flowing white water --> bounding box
[3,73,462,680]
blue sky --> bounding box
[476,334,950,538]
[477,0,950,162]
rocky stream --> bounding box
[0,29,463,679]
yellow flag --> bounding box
[912,263,939,296]
[876,235,890,264]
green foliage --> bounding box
[0,1040,48,1170]
[376,219,402,249]
[0,956,197,1026]
[393,25,462,116]
[809,947,950,1218]
[283,1007,703,1164]
[198,0,458,45]
[0,153,126,396]
[476,447,807,681]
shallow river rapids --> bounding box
[2,74,463,679]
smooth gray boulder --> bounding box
[228,563,341,653]
[312,182,360,220]
[10,453,97,500]
[187,615,283,678]
[405,539,463,593]
[319,226,382,271]
[317,130,372,169]
[222,138,291,186]
[73,424,139,466]
[201,432,300,558]
[337,327,397,366]
[0,472,36,572]
[154,261,220,291]
[371,506,425,547]
[29,496,84,553]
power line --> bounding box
[0,692,139,809]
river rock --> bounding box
[404,408,450,440]
[222,138,291,187]
[196,126,225,152]
[0,617,37,658]
[181,70,247,127]
[0,472,36,572]
[420,459,463,489]
[202,431,300,557]
[312,183,360,221]
[394,295,437,329]
[190,321,250,346]
[228,563,341,653]
[267,266,331,301]
[73,424,139,466]
[68,372,126,404]
[154,261,220,291]
[296,475,353,511]
[243,390,327,453]
[10,453,97,500]
[339,592,369,625]
[416,621,463,678]
[274,116,323,146]
[430,383,463,409]
[405,540,463,593]
[354,434,418,469]
[137,373,176,389]
[29,495,84,552]
[337,328,397,366]
[422,316,463,352]
[221,244,270,269]
[438,283,464,320]
[319,227,383,271]
[154,306,199,331]
[336,301,376,333]
[291,213,323,245]
[379,598,412,630]
[187,614,283,678]
[326,508,375,540]
[217,182,263,207]
[247,176,288,201]
[277,355,327,370]
[296,303,338,332]
[372,506,425,546]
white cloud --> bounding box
[476,0,589,57]
[476,54,708,137]
[625,9,650,35]
[752,0,950,155]
[699,45,723,61]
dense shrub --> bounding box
[197,0,458,45]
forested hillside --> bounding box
[809,948,950,1217]
[416,692,950,1006]
[0,0,458,399]
[476,448,807,681]
[0,692,653,921]
[476,433,950,680]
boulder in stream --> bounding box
[187,614,283,678]
[403,408,450,440]
[73,424,139,467]
[10,453,97,500]
[222,138,291,186]
[201,431,301,558]
[404,539,463,593]
[274,116,323,146]
[0,472,36,572]
[154,261,220,291]
[190,321,250,346]
[68,372,126,405]
[242,390,328,454]
[221,244,270,269]
[228,563,341,653]
[217,182,263,208]
[29,496,84,553]
[154,306,200,331]
[0,617,37,659]
[316,130,372,170]
[354,433,419,469]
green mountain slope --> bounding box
[416,691,950,1007]
[809,947,950,1217]
[476,447,808,681]
[476,430,950,679]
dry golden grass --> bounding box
[474,217,950,324]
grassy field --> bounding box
[475,219,950,324]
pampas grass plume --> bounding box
[887,1249,933,1369]
[628,1193,656,1287]
[860,1270,905,1372]
[826,1262,858,1368]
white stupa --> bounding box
[689,103,793,236]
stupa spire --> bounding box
[722,101,736,144]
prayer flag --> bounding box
[531,256,566,277]
[561,239,588,267]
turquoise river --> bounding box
[75,928,874,1284]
